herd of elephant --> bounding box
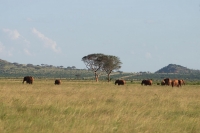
[115,78,185,87]
[140,78,185,87]
[22,76,61,85]
[160,78,185,87]
[23,76,184,87]
[22,76,125,85]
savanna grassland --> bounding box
[0,79,200,133]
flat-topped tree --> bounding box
[100,55,122,82]
[82,53,104,82]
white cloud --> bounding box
[23,39,30,45]
[23,48,33,56]
[3,29,20,39]
[2,28,30,46]
[0,42,13,56]
[32,28,61,53]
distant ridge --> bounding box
[0,58,93,78]
[1,58,200,80]
[155,64,200,74]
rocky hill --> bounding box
[155,64,200,74]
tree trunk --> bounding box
[94,72,99,82]
[107,74,110,82]
[107,72,111,82]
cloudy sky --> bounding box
[0,0,200,72]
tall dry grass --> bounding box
[0,79,200,133]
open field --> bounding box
[0,79,200,133]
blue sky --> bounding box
[0,0,200,72]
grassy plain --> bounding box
[0,79,200,133]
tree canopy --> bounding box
[101,55,122,82]
[82,53,105,82]
[82,53,122,82]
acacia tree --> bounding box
[82,53,104,82]
[101,55,122,82]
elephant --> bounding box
[163,78,172,86]
[141,79,152,86]
[161,80,165,86]
[55,79,61,85]
[22,76,34,84]
[178,79,185,87]
[171,79,180,87]
[115,79,126,85]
